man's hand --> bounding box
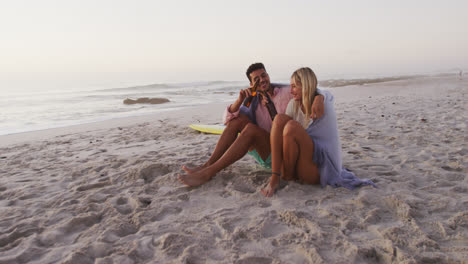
[230,86,253,113]
[259,92,269,106]
[260,176,279,197]
[311,94,324,120]
[230,80,259,113]
[238,88,251,103]
[238,80,259,103]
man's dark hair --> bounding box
[246,63,266,82]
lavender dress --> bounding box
[286,89,376,189]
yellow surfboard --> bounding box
[189,124,226,135]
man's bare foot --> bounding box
[178,170,213,187]
[181,164,206,174]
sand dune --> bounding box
[0,75,466,263]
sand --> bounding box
[0,75,466,263]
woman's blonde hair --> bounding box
[291,67,318,124]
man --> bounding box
[179,63,324,187]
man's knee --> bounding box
[241,123,259,136]
[226,115,250,131]
[241,123,268,141]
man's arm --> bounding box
[223,87,254,124]
[229,96,244,113]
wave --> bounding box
[92,80,243,93]
[93,83,174,93]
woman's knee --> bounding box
[283,120,302,138]
[272,114,291,127]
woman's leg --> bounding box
[270,114,292,177]
[282,120,320,185]
[261,114,293,197]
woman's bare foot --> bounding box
[181,164,206,174]
[178,169,214,187]
[260,177,279,197]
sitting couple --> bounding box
[179,63,375,197]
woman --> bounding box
[261,67,375,197]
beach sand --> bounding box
[0,75,466,263]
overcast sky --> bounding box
[1,0,467,85]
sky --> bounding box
[0,0,467,89]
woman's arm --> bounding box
[311,90,325,120]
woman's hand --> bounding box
[261,177,279,197]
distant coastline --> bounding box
[319,73,460,88]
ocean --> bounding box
[0,80,246,136]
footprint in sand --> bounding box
[0,224,43,249]
[232,182,256,194]
[305,200,318,207]
[358,164,397,176]
[138,196,152,207]
[376,170,398,176]
[450,186,468,193]
[126,236,155,261]
[441,165,462,172]
[157,233,192,257]
[362,208,386,224]
[99,221,139,243]
[357,247,380,263]
[235,257,273,264]
[359,164,392,171]
[220,190,232,198]
[113,196,138,215]
[18,193,38,201]
[258,200,271,208]
[38,213,101,246]
[151,207,182,221]
[76,181,110,192]
[132,163,171,183]
[177,194,189,201]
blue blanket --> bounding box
[308,89,376,189]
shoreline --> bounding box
[0,103,229,148]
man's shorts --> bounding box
[248,149,271,169]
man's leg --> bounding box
[182,115,251,173]
[179,123,270,186]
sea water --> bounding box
[0,79,245,136]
